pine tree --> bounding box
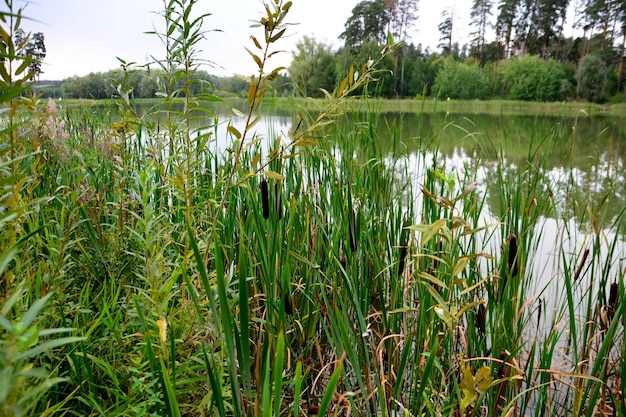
[470,0,493,65]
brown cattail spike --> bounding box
[506,234,518,278]
[261,179,269,219]
[348,209,357,253]
[573,248,590,281]
[398,240,408,277]
[284,291,293,315]
[609,282,618,309]
[476,303,486,336]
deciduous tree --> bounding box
[288,36,337,97]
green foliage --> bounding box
[499,55,566,101]
[340,0,388,51]
[0,290,84,417]
[433,59,491,100]
[577,53,608,103]
[335,40,397,97]
[288,36,336,97]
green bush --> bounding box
[499,55,566,101]
[432,59,491,100]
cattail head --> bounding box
[348,208,357,253]
[398,240,408,277]
[284,291,293,316]
[497,351,508,379]
[476,303,486,336]
[573,248,590,281]
[260,179,269,219]
[506,233,518,278]
[609,282,618,310]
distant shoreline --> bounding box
[58,97,626,117]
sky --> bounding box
[12,0,474,81]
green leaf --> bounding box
[20,293,53,330]
[15,336,85,361]
[160,357,182,417]
[0,367,12,403]
[272,330,285,417]
[317,356,344,416]
[293,360,303,416]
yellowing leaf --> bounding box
[264,170,284,181]
[348,64,355,86]
[248,83,257,105]
[418,218,447,248]
[232,107,246,118]
[338,77,348,96]
[459,364,476,411]
[269,28,286,43]
[248,113,262,129]
[451,257,468,277]
[251,35,262,50]
[227,125,242,139]
[475,366,493,391]
[251,153,260,168]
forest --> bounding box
[47,0,626,104]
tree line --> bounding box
[288,0,626,102]
[42,70,290,100]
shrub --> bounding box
[432,59,491,100]
[499,55,566,101]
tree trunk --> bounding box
[618,30,626,93]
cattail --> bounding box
[261,179,269,219]
[506,233,518,278]
[498,234,518,301]
[537,298,542,329]
[476,303,486,336]
[497,351,508,379]
[307,404,320,415]
[609,282,618,310]
[284,291,293,315]
[348,208,357,253]
[398,240,408,277]
[573,248,589,281]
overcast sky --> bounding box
[13,0,473,80]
